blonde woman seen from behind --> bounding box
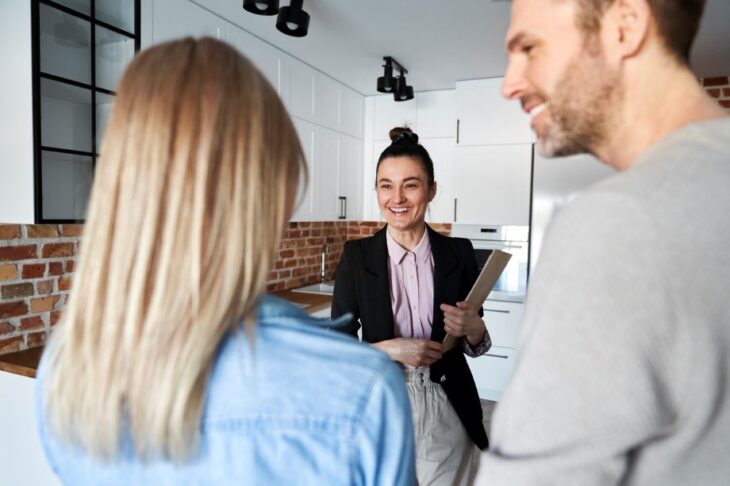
[36,38,415,485]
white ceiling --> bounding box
[196,0,730,96]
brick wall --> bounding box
[0,221,451,354]
[703,76,730,109]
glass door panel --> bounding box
[39,3,91,84]
[95,26,135,91]
[40,78,92,152]
[41,151,93,220]
[96,0,135,32]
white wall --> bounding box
[0,0,35,224]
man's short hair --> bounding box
[574,0,706,64]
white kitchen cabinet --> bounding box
[315,127,340,220]
[319,75,341,130]
[364,139,390,221]
[455,78,533,145]
[341,88,364,139]
[453,144,532,225]
[483,300,525,349]
[416,90,455,139]
[421,138,455,224]
[373,94,417,140]
[291,118,316,221]
[338,135,364,220]
[286,60,317,122]
[466,345,517,401]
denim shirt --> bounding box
[36,295,416,485]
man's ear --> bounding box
[602,0,651,61]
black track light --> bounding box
[377,58,395,93]
[243,0,279,16]
[276,0,310,37]
[394,75,414,102]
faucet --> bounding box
[320,244,328,283]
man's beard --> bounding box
[537,43,623,158]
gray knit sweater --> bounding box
[476,117,730,485]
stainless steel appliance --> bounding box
[451,224,529,303]
[530,151,614,275]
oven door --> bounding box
[471,239,528,302]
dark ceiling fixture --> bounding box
[377,57,414,102]
[242,0,279,16]
[276,0,310,37]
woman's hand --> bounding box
[440,301,486,347]
[373,338,443,367]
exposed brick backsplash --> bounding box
[703,76,730,110]
[0,221,451,355]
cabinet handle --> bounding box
[456,119,460,144]
[485,353,509,359]
[485,308,510,314]
[453,198,458,222]
[338,196,346,220]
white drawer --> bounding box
[466,346,517,401]
[482,300,524,349]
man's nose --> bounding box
[501,58,527,101]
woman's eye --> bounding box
[379,184,391,190]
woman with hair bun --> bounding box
[332,126,491,485]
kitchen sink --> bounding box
[291,281,335,296]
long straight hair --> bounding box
[43,37,305,461]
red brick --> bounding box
[724,87,730,97]
[22,263,46,279]
[0,336,23,353]
[706,88,721,98]
[58,276,73,292]
[20,316,44,330]
[720,100,730,109]
[0,264,17,281]
[279,249,295,259]
[703,76,729,87]
[65,260,75,273]
[48,262,63,276]
[0,225,21,240]
[26,331,47,348]
[50,310,62,326]
[0,245,37,262]
[278,269,291,279]
[41,243,74,258]
[0,301,28,319]
[293,267,308,277]
[287,230,301,238]
[61,224,84,237]
[0,322,14,335]
[30,296,59,313]
[37,280,54,295]
[1,283,34,299]
[27,225,59,238]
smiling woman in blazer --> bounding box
[332,127,491,485]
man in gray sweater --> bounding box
[476,0,730,484]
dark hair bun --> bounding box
[389,127,419,145]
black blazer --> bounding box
[331,225,489,450]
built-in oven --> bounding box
[450,224,529,303]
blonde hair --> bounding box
[44,38,305,460]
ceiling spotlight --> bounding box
[243,0,279,16]
[276,0,310,37]
[394,75,414,102]
[377,57,395,93]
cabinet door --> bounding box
[338,135,363,220]
[420,138,455,224]
[225,23,279,93]
[290,117,315,221]
[314,127,339,220]
[152,0,224,43]
[455,78,533,145]
[341,88,364,138]
[364,140,391,221]
[482,300,525,349]
[453,144,532,225]
[416,90,455,139]
[466,346,517,401]
[373,94,416,140]
[318,76,341,130]
[286,60,317,122]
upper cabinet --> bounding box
[455,78,534,145]
[373,95,417,140]
[416,90,455,139]
[149,0,224,43]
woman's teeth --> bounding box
[389,207,409,213]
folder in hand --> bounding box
[442,250,512,352]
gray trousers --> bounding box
[404,366,478,486]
